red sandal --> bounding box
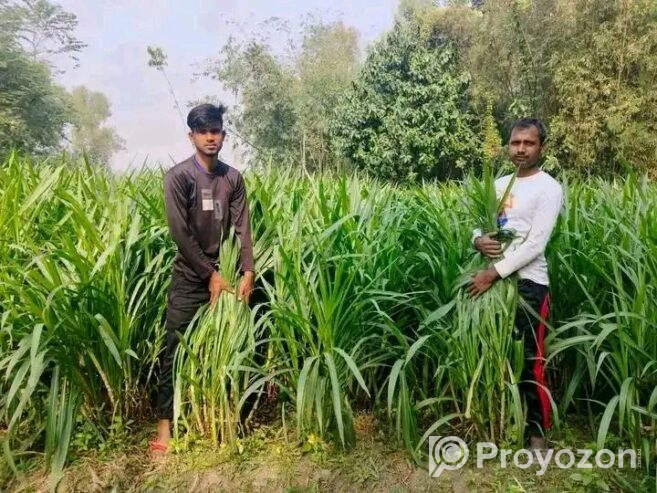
[148,440,168,456]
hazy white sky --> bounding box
[54,1,399,171]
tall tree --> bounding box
[333,17,480,183]
[419,0,657,174]
[147,45,185,129]
[0,0,86,69]
[203,18,360,170]
[212,37,298,164]
[293,22,359,169]
[549,0,657,174]
[68,86,124,166]
[0,35,73,155]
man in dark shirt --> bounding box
[150,103,255,455]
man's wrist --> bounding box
[243,270,255,279]
[485,266,500,282]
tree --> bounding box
[418,0,657,174]
[68,86,124,166]
[203,18,360,170]
[293,22,359,170]
[549,0,657,174]
[425,0,563,124]
[332,17,480,183]
[0,0,86,69]
[147,45,185,128]
[0,35,73,155]
[211,37,298,164]
[0,0,87,156]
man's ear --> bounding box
[188,131,194,144]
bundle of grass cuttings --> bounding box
[172,229,262,448]
[444,161,525,443]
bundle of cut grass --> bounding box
[444,162,525,444]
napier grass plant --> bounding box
[547,175,657,470]
[260,174,408,447]
[1,154,655,483]
[0,154,172,478]
[172,229,272,448]
[437,160,525,445]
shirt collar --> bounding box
[193,155,221,175]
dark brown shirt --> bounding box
[164,156,254,282]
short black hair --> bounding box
[509,118,548,145]
[187,103,227,132]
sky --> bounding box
[55,0,400,171]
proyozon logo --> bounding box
[429,436,469,477]
[429,436,640,477]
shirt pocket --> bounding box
[201,188,215,212]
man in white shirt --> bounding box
[468,118,563,451]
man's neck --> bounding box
[195,152,218,172]
[517,165,540,178]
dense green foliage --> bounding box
[0,1,122,163]
[0,34,73,154]
[420,0,657,175]
[332,17,480,182]
[212,1,657,180]
[206,19,360,171]
[1,155,655,484]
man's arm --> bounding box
[164,172,215,280]
[230,173,255,303]
[492,187,563,279]
[229,172,255,274]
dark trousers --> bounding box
[155,273,209,420]
[515,278,552,439]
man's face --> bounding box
[508,126,543,169]
[189,127,225,157]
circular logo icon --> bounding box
[430,436,469,477]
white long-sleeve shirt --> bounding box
[474,170,563,286]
